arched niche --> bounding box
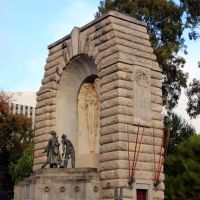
[55,55,100,168]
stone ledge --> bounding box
[14,168,100,200]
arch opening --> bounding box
[55,55,100,168]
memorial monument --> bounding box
[14,11,164,200]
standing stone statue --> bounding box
[41,131,62,169]
[61,134,75,168]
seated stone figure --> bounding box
[41,131,62,168]
[61,134,75,168]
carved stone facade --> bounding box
[33,11,164,200]
[78,82,99,153]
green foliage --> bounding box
[0,91,34,190]
[164,112,195,153]
[96,0,199,111]
[186,78,200,118]
[165,135,200,199]
[9,145,33,182]
[180,0,200,40]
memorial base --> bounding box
[14,168,101,200]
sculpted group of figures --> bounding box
[41,131,75,169]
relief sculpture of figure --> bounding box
[41,131,62,169]
[78,82,99,153]
[61,134,75,168]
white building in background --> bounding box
[9,92,36,125]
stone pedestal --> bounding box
[14,168,101,200]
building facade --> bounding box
[9,92,36,125]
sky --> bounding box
[0,0,199,132]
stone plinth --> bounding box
[14,168,100,200]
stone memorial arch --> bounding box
[15,11,164,200]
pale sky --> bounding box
[0,0,199,132]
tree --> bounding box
[180,0,200,40]
[96,0,200,111]
[0,91,33,191]
[186,78,200,119]
[165,135,200,199]
[164,112,195,154]
[9,144,34,183]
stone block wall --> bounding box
[14,168,101,200]
[34,11,164,200]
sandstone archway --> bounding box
[34,11,164,200]
[55,55,99,168]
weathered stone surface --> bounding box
[34,127,51,137]
[100,105,133,118]
[34,119,55,130]
[101,71,132,85]
[118,44,157,61]
[35,105,56,115]
[151,95,162,104]
[39,81,58,91]
[34,149,45,158]
[151,71,162,80]
[92,24,114,42]
[101,179,128,189]
[36,90,57,102]
[101,80,133,93]
[153,190,165,199]
[99,51,158,70]
[46,50,63,63]
[112,23,149,40]
[42,73,61,85]
[151,79,162,88]
[100,160,161,172]
[100,151,164,163]
[101,88,132,102]
[151,111,162,121]
[99,63,133,78]
[31,11,164,200]
[34,141,48,151]
[101,123,163,136]
[34,155,46,165]
[34,133,51,144]
[71,27,80,57]
[109,16,147,33]
[151,103,163,113]
[48,43,63,56]
[44,64,63,78]
[35,112,55,123]
[101,97,133,110]
[99,132,162,146]
[14,168,101,200]
[100,141,164,154]
[151,87,162,97]
[101,114,133,127]
[44,59,60,70]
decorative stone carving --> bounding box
[78,81,99,153]
[134,68,151,120]
[135,69,150,88]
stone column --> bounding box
[97,13,164,200]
